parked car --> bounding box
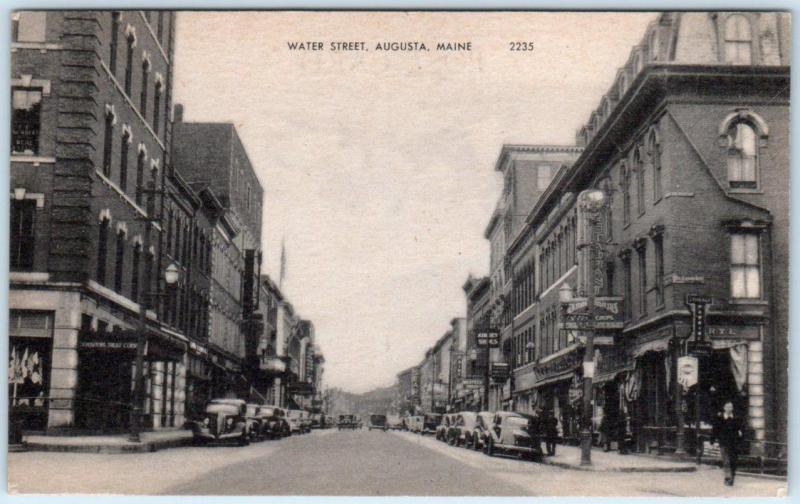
[337,414,359,430]
[386,414,404,430]
[452,411,479,447]
[368,414,387,431]
[310,413,323,429]
[471,411,495,451]
[483,411,542,461]
[190,398,250,446]
[355,415,364,429]
[422,413,442,435]
[259,405,290,439]
[287,409,308,434]
[405,415,424,433]
[436,413,456,441]
[245,403,266,441]
[299,411,312,433]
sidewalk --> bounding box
[539,445,699,473]
[23,429,194,454]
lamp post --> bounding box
[129,262,180,442]
[576,189,607,466]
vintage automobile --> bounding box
[337,414,359,430]
[436,413,456,441]
[299,411,312,433]
[310,413,324,429]
[368,414,387,431]
[386,414,404,430]
[258,405,290,439]
[245,403,266,442]
[287,409,309,434]
[471,411,495,451]
[405,415,424,433]
[422,413,442,435]
[191,398,250,446]
[451,411,479,447]
[483,411,542,461]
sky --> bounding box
[172,11,657,394]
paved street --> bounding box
[8,429,786,496]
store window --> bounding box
[10,199,36,270]
[730,233,761,299]
[12,88,43,155]
[725,14,753,65]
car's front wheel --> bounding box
[239,429,250,446]
[486,438,495,456]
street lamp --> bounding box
[576,189,606,466]
[129,261,180,442]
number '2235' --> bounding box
[509,42,535,51]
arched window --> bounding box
[725,14,752,65]
[140,58,150,115]
[618,74,627,98]
[124,31,135,95]
[97,216,110,285]
[119,129,131,191]
[648,129,662,201]
[726,121,758,188]
[135,149,145,205]
[102,106,115,177]
[634,146,645,214]
[649,29,660,60]
[620,161,631,225]
[601,179,614,240]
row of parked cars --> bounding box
[189,398,323,446]
[410,411,544,461]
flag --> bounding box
[279,237,287,289]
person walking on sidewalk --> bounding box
[543,409,559,456]
[598,413,614,452]
[712,401,744,486]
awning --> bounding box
[535,369,576,388]
[632,336,670,357]
[594,367,631,385]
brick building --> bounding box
[505,12,789,454]
[9,10,187,433]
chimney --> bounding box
[174,103,184,123]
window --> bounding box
[635,147,645,215]
[157,11,165,41]
[731,233,760,298]
[537,165,553,190]
[602,181,613,240]
[649,29,659,60]
[725,14,752,65]
[649,130,662,201]
[637,246,647,315]
[622,254,632,320]
[153,81,162,135]
[12,88,42,154]
[102,109,114,176]
[13,12,46,43]
[618,74,627,97]
[124,33,135,95]
[726,122,758,189]
[119,130,130,191]
[654,235,664,306]
[97,217,110,285]
[621,162,631,225]
[140,60,150,115]
[114,229,126,293]
[109,12,120,74]
[135,150,145,205]
[131,242,141,301]
[10,199,36,270]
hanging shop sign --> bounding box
[287,381,314,396]
[560,297,624,330]
[685,293,712,342]
[490,362,510,381]
[476,329,500,347]
[533,346,583,385]
[595,345,634,382]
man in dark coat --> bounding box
[543,409,559,456]
[712,401,744,486]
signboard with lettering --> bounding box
[560,297,624,330]
[78,329,138,351]
[677,356,698,390]
[490,362,510,381]
[476,330,500,347]
[685,294,712,342]
[534,346,583,385]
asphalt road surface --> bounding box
[8,429,787,497]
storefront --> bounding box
[185,344,212,422]
[533,344,583,444]
[9,310,54,441]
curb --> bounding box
[23,436,193,454]
[539,458,698,473]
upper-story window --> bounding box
[537,164,554,191]
[109,12,120,75]
[119,128,131,191]
[135,149,146,205]
[124,29,136,96]
[648,129,662,201]
[620,161,631,225]
[114,228,127,294]
[97,216,110,285]
[618,74,627,98]
[649,29,659,61]
[634,146,645,215]
[131,241,141,301]
[153,78,163,135]
[12,88,42,155]
[730,233,761,299]
[726,121,758,189]
[10,199,36,271]
[725,14,753,65]
[12,12,46,43]
[140,58,150,116]
[102,106,115,177]
[157,11,165,41]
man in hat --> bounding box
[712,401,744,486]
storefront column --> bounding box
[151,361,164,429]
[747,341,765,442]
[175,357,187,427]
[49,293,82,430]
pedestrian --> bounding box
[712,401,744,486]
[616,413,629,454]
[598,413,612,452]
[544,409,559,456]
[529,408,544,455]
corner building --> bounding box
[508,12,789,454]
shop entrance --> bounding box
[75,347,134,432]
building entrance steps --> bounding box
[22,428,193,454]
[539,444,700,472]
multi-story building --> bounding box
[396,366,417,415]
[484,145,583,410]
[509,12,789,454]
[9,10,187,434]
[462,275,491,410]
[445,318,468,410]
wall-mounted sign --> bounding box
[560,297,624,330]
[677,356,698,390]
[476,330,500,347]
[490,362,509,381]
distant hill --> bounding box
[326,384,399,418]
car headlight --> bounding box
[226,417,234,427]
